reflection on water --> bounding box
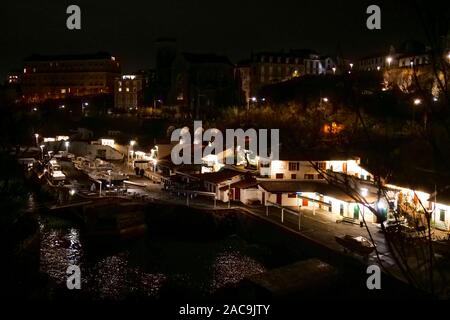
[38,217,270,300]
[211,251,265,292]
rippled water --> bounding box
[38,216,271,300]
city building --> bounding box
[257,180,379,222]
[258,150,373,181]
[169,52,240,114]
[114,74,144,110]
[248,49,325,97]
[21,52,121,103]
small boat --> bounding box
[335,235,375,256]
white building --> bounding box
[260,151,373,181]
[258,180,379,222]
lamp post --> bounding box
[65,141,70,152]
[413,98,422,124]
[386,56,393,68]
[228,180,232,209]
[40,145,45,160]
[129,140,136,169]
[34,133,39,147]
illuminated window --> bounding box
[288,162,300,171]
[126,88,130,92]
[440,210,446,222]
[118,88,122,92]
[61,89,66,94]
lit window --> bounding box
[126,88,130,92]
[440,210,446,222]
[118,88,122,92]
[61,89,66,94]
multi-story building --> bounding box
[114,74,144,111]
[169,52,240,114]
[357,42,431,71]
[397,52,430,68]
[21,52,121,103]
[244,49,326,98]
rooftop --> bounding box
[275,148,359,161]
[202,168,245,184]
[24,52,116,62]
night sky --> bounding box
[0,0,447,79]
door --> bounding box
[302,199,308,207]
[235,188,240,201]
[262,192,265,205]
[343,162,347,174]
[276,194,282,205]
[353,205,360,220]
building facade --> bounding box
[114,74,144,110]
[21,52,121,103]
[169,52,239,114]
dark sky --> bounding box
[0,0,447,79]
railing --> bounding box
[266,200,302,230]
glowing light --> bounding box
[386,56,393,66]
[130,140,136,147]
[361,188,368,197]
[377,201,386,210]
[100,139,115,146]
[377,66,381,71]
[69,189,76,196]
[414,98,422,106]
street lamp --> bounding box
[332,67,336,74]
[129,140,136,168]
[414,98,422,106]
[386,56,393,67]
[377,66,381,71]
[65,141,70,152]
[34,133,39,147]
[40,145,45,160]
[349,63,353,69]
[322,97,329,103]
